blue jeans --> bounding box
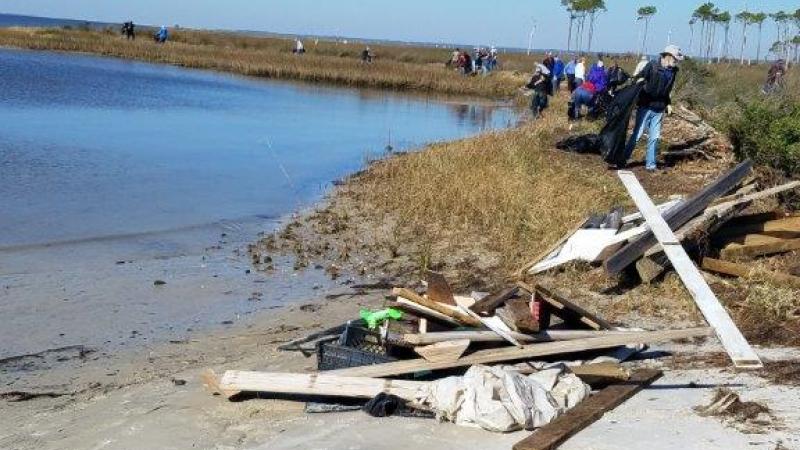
[624,107,663,170]
[571,88,594,118]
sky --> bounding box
[2,1,798,58]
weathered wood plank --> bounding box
[396,329,641,345]
[605,160,753,275]
[392,288,481,327]
[469,286,519,315]
[617,170,762,369]
[512,369,663,450]
[702,257,800,289]
[328,328,711,378]
[414,339,470,363]
[521,282,613,331]
[720,237,800,260]
[496,298,540,334]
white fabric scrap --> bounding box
[418,365,590,433]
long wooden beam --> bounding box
[605,160,753,274]
[328,328,711,378]
[396,329,647,345]
[616,170,762,369]
[392,288,481,327]
[702,257,800,289]
[219,371,427,401]
[512,369,663,450]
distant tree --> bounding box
[689,18,697,55]
[716,11,731,61]
[637,6,657,57]
[561,0,577,52]
[792,35,800,63]
[772,11,792,62]
[694,3,719,60]
[751,12,768,62]
[736,11,753,64]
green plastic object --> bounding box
[360,308,403,329]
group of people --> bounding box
[763,59,787,94]
[449,47,499,76]
[527,45,685,172]
[120,21,169,43]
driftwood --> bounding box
[702,257,800,289]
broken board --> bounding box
[414,339,470,363]
[617,170,762,369]
[512,369,663,450]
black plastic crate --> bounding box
[317,342,396,371]
[338,323,386,354]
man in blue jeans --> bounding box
[623,45,683,172]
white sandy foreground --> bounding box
[2,341,799,450]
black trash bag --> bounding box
[362,392,406,417]
[600,83,643,167]
[555,134,603,154]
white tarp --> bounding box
[417,365,590,433]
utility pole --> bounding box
[527,18,537,55]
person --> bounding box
[633,55,649,77]
[586,60,608,94]
[622,45,683,172]
[121,21,135,40]
[361,46,373,64]
[569,80,598,120]
[763,59,786,94]
[607,59,630,93]
[448,48,461,68]
[552,55,565,92]
[574,57,586,86]
[564,56,577,92]
[461,51,473,75]
[154,26,168,43]
[293,38,305,54]
[526,64,550,118]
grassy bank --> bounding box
[0,27,526,98]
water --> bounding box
[0,48,514,358]
[0,48,513,248]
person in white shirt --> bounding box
[294,39,305,54]
[574,57,586,84]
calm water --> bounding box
[0,48,514,248]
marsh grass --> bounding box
[0,27,528,98]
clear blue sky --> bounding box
[3,0,798,57]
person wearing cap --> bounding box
[526,64,550,118]
[622,44,683,172]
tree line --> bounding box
[559,1,800,65]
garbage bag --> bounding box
[363,392,405,417]
[556,134,603,154]
[600,83,643,167]
[418,365,590,433]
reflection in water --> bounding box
[0,48,517,247]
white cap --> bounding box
[662,45,684,61]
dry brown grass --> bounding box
[0,27,528,98]
[345,93,628,277]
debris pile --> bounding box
[205,159,798,448]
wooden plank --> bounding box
[414,339,470,363]
[635,183,753,283]
[617,170,762,369]
[425,270,455,305]
[720,237,800,260]
[469,286,519,315]
[201,369,240,399]
[329,328,711,378]
[455,297,523,347]
[393,299,461,327]
[605,160,753,275]
[392,288,481,327]
[702,257,800,289]
[496,298,540,334]
[219,371,427,401]
[715,216,800,240]
[397,329,650,345]
[512,369,663,450]
[523,282,613,331]
[621,198,684,224]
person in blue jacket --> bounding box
[586,60,608,94]
[155,26,169,43]
[564,56,577,92]
[552,56,565,92]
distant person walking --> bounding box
[564,56,577,92]
[121,21,135,40]
[552,55,565,92]
[527,64,550,118]
[293,38,305,54]
[622,45,683,172]
[763,59,786,94]
[155,26,168,43]
[574,57,586,86]
[361,46,373,64]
